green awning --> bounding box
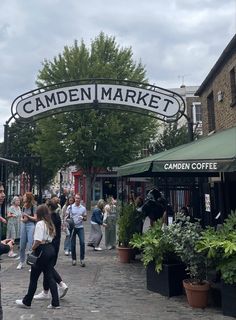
[118,126,236,176]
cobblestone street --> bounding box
[1,220,234,320]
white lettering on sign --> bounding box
[16,85,94,119]
[15,84,183,119]
[164,162,218,170]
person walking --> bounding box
[87,199,106,251]
[103,197,117,250]
[15,204,60,309]
[34,200,68,300]
[6,196,21,257]
[62,196,75,255]
[17,192,37,270]
[69,193,87,267]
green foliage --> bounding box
[167,213,207,283]
[6,121,36,159]
[150,122,189,153]
[34,32,159,191]
[5,120,63,188]
[130,220,176,273]
[197,211,236,284]
[117,204,138,247]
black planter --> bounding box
[146,261,186,297]
[221,281,236,317]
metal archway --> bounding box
[11,78,186,123]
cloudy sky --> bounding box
[0,0,235,142]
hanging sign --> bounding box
[13,82,185,121]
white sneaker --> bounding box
[47,304,60,309]
[34,291,50,300]
[64,250,69,256]
[94,247,102,251]
[8,252,17,258]
[59,282,68,299]
[15,299,30,308]
[16,262,24,270]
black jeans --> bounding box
[43,241,62,291]
[23,243,59,307]
[70,227,85,261]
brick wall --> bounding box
[199,52,236,135]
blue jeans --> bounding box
[19,222,35,263]
[70,227,85,261]
[64,235,71,252]
[64,227,71,252]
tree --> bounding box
[150,122,189,154]
[35,32,159,208]
[2,120,57,189]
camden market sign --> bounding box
[12,80,185,122]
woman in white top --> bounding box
[15,204,60,309]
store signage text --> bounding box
[164,162,218,171]
[16,84,182,119]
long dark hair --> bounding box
[36,204,55,237]
[47,200,58,212]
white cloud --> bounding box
[0,0,235,141]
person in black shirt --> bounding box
[0,181,15,318]
[34,201,68,300]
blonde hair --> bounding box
[97,199,105,210]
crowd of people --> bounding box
[0,180,195,317]
[0,183,119,312]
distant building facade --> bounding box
[171,85,203,136]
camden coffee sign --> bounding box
[163,162,218,171]
[15,84,184,120]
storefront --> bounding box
[73,168,118,203]
[118,126,236,226]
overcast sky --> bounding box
[0,0,235,142]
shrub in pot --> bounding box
[130,219,186,297]
[168,213,209,308]
[117,203,138,262]
[197,211,236,316]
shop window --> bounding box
[230,67,236,107]
[207,92,216,133]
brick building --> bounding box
[196,34,236,134]
[194,34,236,221]
[118,34,236,225]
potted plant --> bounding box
[197,211,236,316]
[168,213,210,308]
[117,203,137,263]
[130,219,186,297]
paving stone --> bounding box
[1,217,234,320]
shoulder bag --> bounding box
[26,251,42,267]
[66,205,75,230]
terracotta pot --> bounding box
[183,279,210,308]
[117,247,132,263]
